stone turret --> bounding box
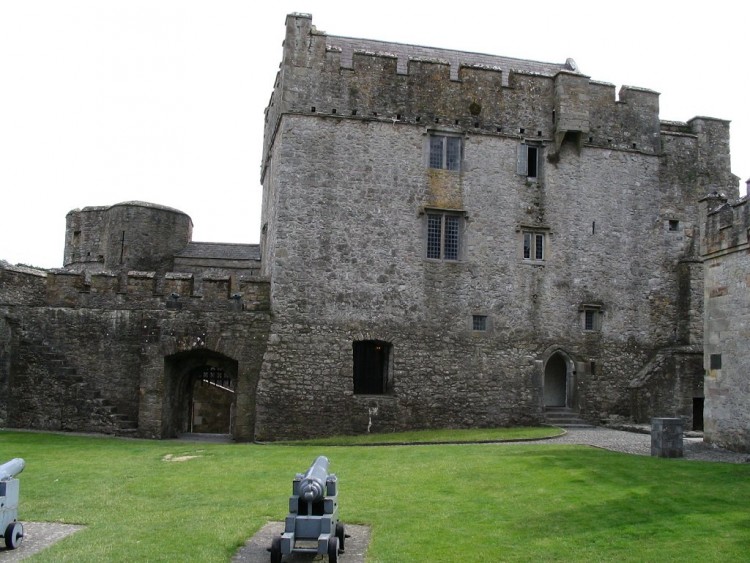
[64,201,193,275]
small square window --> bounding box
[472,315,487,331]
[581,306,602,331]
[668,220,680,232]
[523,231,545,261]
[429,135,462,171]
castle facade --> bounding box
[1,14,745,449]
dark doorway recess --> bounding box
[164,350,238,437]
[353,340,391,394]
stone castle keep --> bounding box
[1,13,746,450]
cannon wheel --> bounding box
[270,536,282,563]
[4,521,24,550]
[335,522,345,551]
[327,535,339,563]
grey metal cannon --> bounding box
[270,456,344,563]
[1,458,25,550]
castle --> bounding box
[1,13,746,451]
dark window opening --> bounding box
[590,361,596,375]
[519,128,525,134]
[584,310,596,330]
[472,315,487,331]
[527,146,538,178]
[353,340,391,394]
[351,109,357,116]
[710,354,722,370]
[692,398,704,431]
[332,108,337,114]
[517,143,541,179]
[537,130,542,136]
[669,220,680,231]
[311,106,316,112]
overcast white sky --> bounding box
[1,1,747,268]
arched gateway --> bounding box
[163,350,238,437]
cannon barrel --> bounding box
[299,456,330,502]
[0,458,25,481]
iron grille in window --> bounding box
[200,367,231,390]
[427,212,461,260]
[584,310,596,330]
[429,135,462,170]
[580,306,602,331]
[472,315,487,331]
[523,232,545,261]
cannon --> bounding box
[1,458,25,550]
[270,456,344,563]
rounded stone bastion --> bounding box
[64,201,193,274]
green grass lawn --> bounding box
[1,429,749,562]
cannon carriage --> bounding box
[1,458,25,550]
[271,456,344,563]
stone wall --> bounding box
[255,114,724,439]
[0,263,270,440]
[64,202,193,274]
[701,194,750,452]
[255,13,738,440]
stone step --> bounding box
[544,408,592,428]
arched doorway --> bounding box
[544,351,572,408]
[188,366,234,434]
[164,350,238,437]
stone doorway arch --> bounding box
[543,350,575,408]
[163,350,238,437]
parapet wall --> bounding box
[263,14,735,192]
[0,262,269,312]
[262,13,695,181]
[702,194,750,256]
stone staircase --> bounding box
[19,335,139,435]
[544,407,592,428]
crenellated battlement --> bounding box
[263,13,726,181]
[1,262,269,312]
[701,193,750,257]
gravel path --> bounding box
[544,427,750,463]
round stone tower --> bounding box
[64,201,193,274]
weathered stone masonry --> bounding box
[701,191,750,452]
[255,13,737,440]
[0,14,741,444]
[1,202,270,440]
